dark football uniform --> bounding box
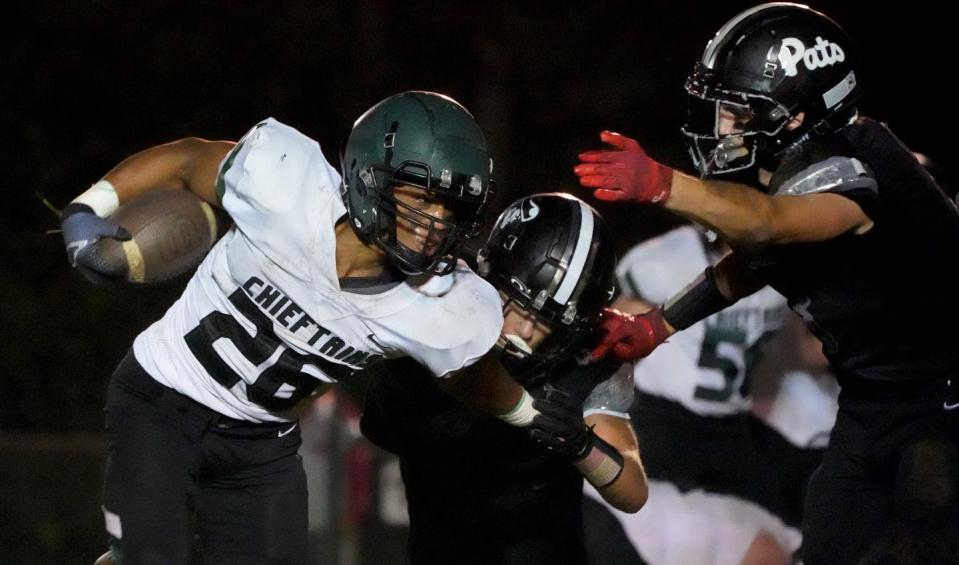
[744,117,959,564]
[361,356,630,565]
[574,3,959,562]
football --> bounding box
[97,187,227,283]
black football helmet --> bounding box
[477,193,616,377]
[341,91,495,275]
[682,3,862,176]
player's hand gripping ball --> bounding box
[96,188,226,283]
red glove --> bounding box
[575,131,673,204]
[591,307,671,362]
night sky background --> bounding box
[1,1,952,562]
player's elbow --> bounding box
[616,484,648,514]
[605,474,648,513]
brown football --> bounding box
[98,188,227,283]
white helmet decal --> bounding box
[778,36,846,77]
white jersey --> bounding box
[133,119,502,423]
[585,480,801,565]
[755,368,839,449]
[617,226,788,416]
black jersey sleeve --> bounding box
[844,117,959,255]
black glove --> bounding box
[60,203,131,284]
[527,383,595,460]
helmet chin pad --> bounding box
[502,334,534,356]
[495,324,590,383]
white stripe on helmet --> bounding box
[553,200,594,305]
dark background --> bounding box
[1,1,950,562]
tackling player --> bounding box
[360,193,648,564]
[577,4,959,563]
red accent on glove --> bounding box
[591,307,671,362]
[575,131,673,204]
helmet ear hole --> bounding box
[357,169,374,192]
[341,160,377,237]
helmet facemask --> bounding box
[494,294,596,383]
[357,160,487,275]
[682,64,793,177]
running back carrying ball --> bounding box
[97,187,223,283]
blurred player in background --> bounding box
[361,194,647,565]
[583,225,837,565]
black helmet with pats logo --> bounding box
[682,3,862,176]
[341,91,495,275]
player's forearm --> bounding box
[100,138,232,206]
[667,172,778,245]
[485,368,526,417]
[712,251,767,302]
[438,356,529,421]
[587,449,647,513]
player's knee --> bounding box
[740,530,790,565]
[895,438,959,522]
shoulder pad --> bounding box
[583,363,634,418]
[403,265,503,377]
[774,156,877,197]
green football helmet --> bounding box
[341,91,494,275]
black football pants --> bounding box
[802,377,959,565]
[101,351,307,565]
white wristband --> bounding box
[574,445,624,488]
[495,389,539,427]
[72,180,120,217]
